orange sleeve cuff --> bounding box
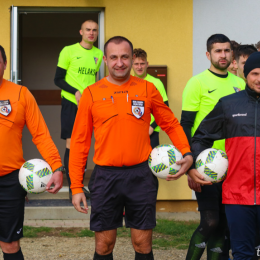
[71,188,84,196]
[180,147,192,156]
[50,162,63,172]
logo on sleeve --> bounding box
[0,100,12,116]
[132,100,144,119]
[208,89,216,93]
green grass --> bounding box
[23,226,52,238]
[153,219,199,249]
[24,219,199,250]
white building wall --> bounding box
[193,0,260,75]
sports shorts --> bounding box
[61,98,78,140]
[150,131,159,149]
[195,181,223,211]
[88,161,158,231]
[0,170,27,242]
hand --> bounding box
[187,175,201,192]
[166,155,193,181]
[46,171,63,194]
[75,91,82,106]
[149,126,154,136]
[25,195,29,203]
[187,169,212,186]
[72,192,88,214]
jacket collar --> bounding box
[245,84,260,100]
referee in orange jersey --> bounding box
[69,36,193,260]
[0,45,64,260]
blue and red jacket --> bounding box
[192,85,260,205]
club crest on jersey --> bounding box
[132,100,144,119]
[94,57,98,65]
[233,87,241,93]
[0,100,12,116]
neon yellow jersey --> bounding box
[182,70,245,151]
[144,74,168,132]
[57,43,103,105]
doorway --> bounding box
[11,8,104,175]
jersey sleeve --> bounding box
[96,50,103,72]
[182,77,201,112]
[148,83,191,155]
[156,79,168,102]
[22,88,62,171]
[57,47,70,70]
[69,88,94,195]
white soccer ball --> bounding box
[19,159,53,194]
[148,144,183,179]
[195,148,228,183]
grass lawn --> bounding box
[24,219,199,250]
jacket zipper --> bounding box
[254,100,258,205]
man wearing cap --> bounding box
[189,51,260,260]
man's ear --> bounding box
[79,29,83,36]
[103,55,107,66]
[233,59,238,70]
[206,51,211,61]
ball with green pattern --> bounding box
[195,148,228,183]
[19,159,53,194]
[148,144,183,179]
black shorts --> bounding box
[195,181,223,211]
[0,170,27,242]
[150,131,159,149]
[88,162,158,231]
[61,98,78,140]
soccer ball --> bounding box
[148,144,183,179]
[19,159,53,194]
[195,148,228,183]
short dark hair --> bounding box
[234,44,257,61]
[104,36,133,56]
[255,41,260,50]
[207,34,231,52]
[133,48,147,60]
[230,40,241,60]
[0,45,7,63]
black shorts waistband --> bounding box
[0,169,19,180]
[96,161,148,170]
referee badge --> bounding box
[0,100,12,116]
[132,100,144,119]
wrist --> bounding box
[54,166,66,174]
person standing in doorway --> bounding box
[132,48,168,148]
[54,20,103,201]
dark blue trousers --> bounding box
[225,204,260,260]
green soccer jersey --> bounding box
[182,70,245,151]
[57,43,103,105]
[145,74,168,132]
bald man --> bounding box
[54,20,103,201]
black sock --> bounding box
[93,252,113,260]
[3,248,24,260]
[64,148,71,188]
[135,250,154,260]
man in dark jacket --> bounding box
[188,51,260,260]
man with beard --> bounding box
[181,34,245,260]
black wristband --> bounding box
[183,152,193,158]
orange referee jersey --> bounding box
[0,79,62,176]
[69,76,191,195]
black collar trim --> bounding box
[208,69,228,78]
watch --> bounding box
[54,166,66,174]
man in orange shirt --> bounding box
[69,36,193,260]
[0,45,64,260]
